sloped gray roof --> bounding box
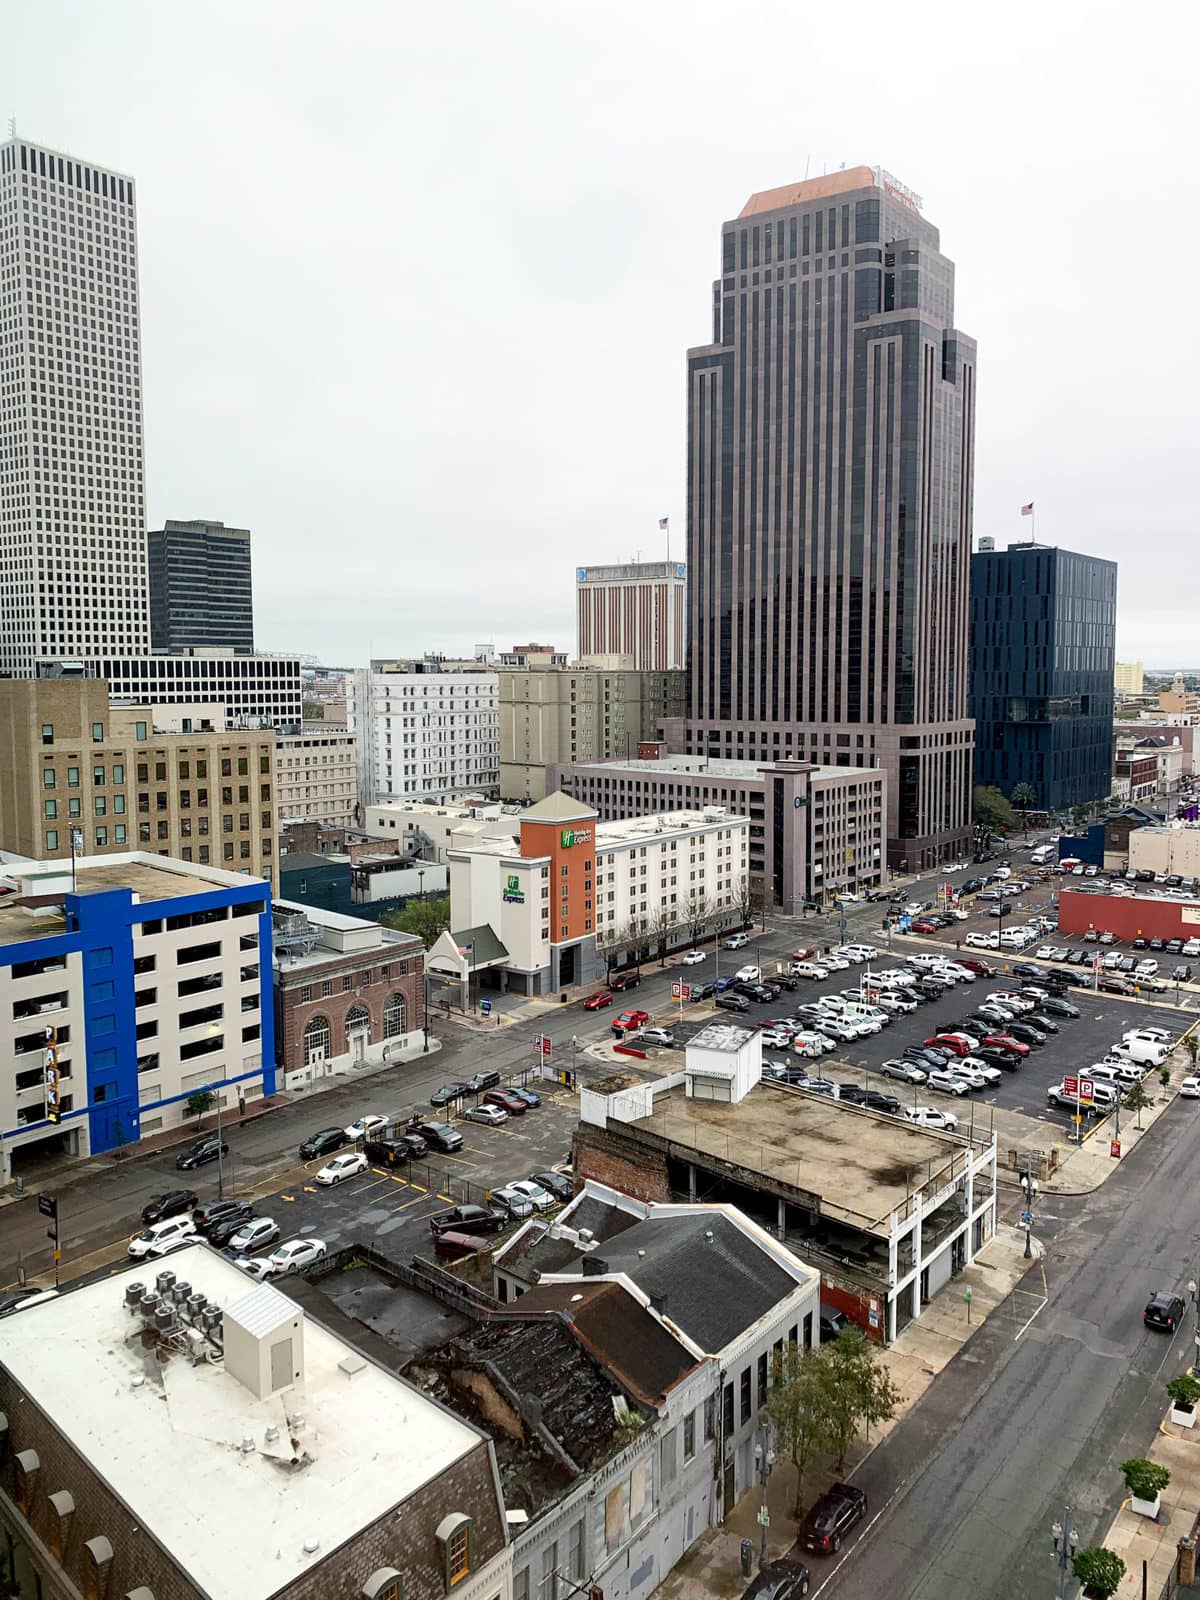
[501,1195,640,1282]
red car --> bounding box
[911,919,939,934]
[983,1033,1030,1057]
[584,990,614,1010]
[613,1009,650,1034]
[959,958,996,976]
[926,1034,971,1056]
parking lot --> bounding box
[207,1087,579,1274]
[646,946,1191,1158]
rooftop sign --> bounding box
[873,166,923,213]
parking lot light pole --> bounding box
[1188,1279,1200,1377]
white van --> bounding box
[1110,1038,1167,1067]
[1030,845,1054,866]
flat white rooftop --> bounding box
[568,755,879,782]
[594,810,746,845]
[1,1245,482,1600]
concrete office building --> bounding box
[0,1250,512,1600]
[970,542,1117,811]
[576,561,687,671]
[1115,661,1145,697]
[0,852,273,1178]
[349,661,500,806]
[364,799,511,863]
[678,167,976,869]
[275,726,358,829]
[148,517,254,653]
[548,745,886,910]
[0,679,278,884]
[0,135,148,676]
[61,649,305,730]
[499,656,685,802]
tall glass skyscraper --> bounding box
[682,167,976,869]
[0,136,148,676]
[149,518,255,654]
[970,542,1117,811]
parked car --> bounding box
[227,1217,280,1254]
[689,980,717,1001]
[803,1482,868,1555]
[1144,1291,1186,1332]
[465,1071,501,1094]
[610,970,642,991]
[983,1034,1030,1057]
[976,1046,1022,1073]
[141,1189,198,1226]
[1039,997,1080,1018]
[267,1238,327,1275]
[927,1069,971,1096]
[682,949,707,966]
[739,1560,813,1600]
[316,1151,369,1186]
[530,1170,574,1204]
[583,990,614,1010]
[204,1202,258,1247]
[735,965,762,984]
[128,1215,196,1259]
[859,1090,901,1114]
[715,992,751,1013]
[613,1009,651,1033]
[430,1082,470,1106]
[725,932,751,949]
[1180,1077,1200,1099]
[429,1204,508,1237]
[344,1113,388,1142]
[904,1105,960,1131]
[1004,1022,1047,1048]
[410,1120,464,1152]
[465,1104,508,1126]
[299,1127,348,1161]
[638,1027,676,1047]
[880,1059,926,1084]
[193,1197,249,1233]
[175,1134,229,1171]
[476,1088,524,1117]
[490,1185,536,1220]
[506,1178,556,1211]
[363,1136,415,1167]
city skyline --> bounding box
[2,2,1192,668]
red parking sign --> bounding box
[671,981,692,1002]
[1063,1075,1078,1096]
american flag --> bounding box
[1020,502,1034,516]
[658,516,669,530]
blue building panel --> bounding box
[969,543,1117,813]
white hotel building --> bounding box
[429,792,750,998]
[349,660,499,806]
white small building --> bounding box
[684,1021,762,1102]
[363,798,512,863]
[348,661,499,806]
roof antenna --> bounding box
[804,156,811,180]
[7,115,15,140]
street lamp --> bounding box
[1050,1509,1079,1598]
[1020,1165,1038,1260]
[753,1422,776,1571]
[1188,1279,1200,1377]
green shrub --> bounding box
[1072,1547,1125,1597]
[1120,1457,1171,1500]
[1167,1373,1200,1407]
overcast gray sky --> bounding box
[8,0,1197,666]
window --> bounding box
[345,1004,369,1039]
[683,1410,696,1460]
[91,721,104,742]
[93,765,105,785]
[135,720,147,740]
[300,984,312,1003]
[361,1571,404,1600]
[96,826,108,846]
[567,1518,584,1580]
[41,723,54,745]
[82,1537,113,1600]
[757,1351,768,1405]
[303,1016,330,1063]
[660,1425,678,1486]
[43,767,56,788]
[740,1367,752,1425]
[45,798,57,819]
[514,1569,530,1600]
[13,1449,38,1511]
[67,765,79,786]
[723,1381,734,1438]
[321,979,333,999]
[94,795,106,815]
[437,1514,473,1588]
[112,763,124,784]
[342,973,352,992]
[46,829,58,850]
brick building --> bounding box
[0,1245,511,1600]
[273,900,426,1088]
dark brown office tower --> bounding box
[682,167,976,869]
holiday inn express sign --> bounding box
[561,827,592,848]
[502,874,525,904]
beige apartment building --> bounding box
[1114,661,1145,697]
[275,726,357,829]
[499,656,685,802]
[0,680,277,883]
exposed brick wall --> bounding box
[275,942,425,1072]
[819,1274,885,1344]
[0,1365,507,1600]
[573,1123,671,1203]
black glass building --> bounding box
[682,167,977,869]
[970,542,1117,812]
[148,518,254,655]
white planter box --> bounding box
[1131,1492,1161,1519]
[1172,1403,1196,1429]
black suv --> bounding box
[206,1202,256,1247]
[739,1559,812,1600]
[175,1134,229,1171]
[465,1071,501,1094]
[803,1482,868,1555]
[141,1189,198,1226]
[364,1136,414,1167]
[429,1204,507,1237]
[1145,1291,1186,1332]
[409,1120,464,1153]
[610,970,641,991]
[299,1127,348,1160]
[193,1197,247,1232]
[430,1082,470,1107]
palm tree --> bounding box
[1010,783,1037,838]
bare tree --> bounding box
[734,875,765,931]
[597,921,631,979]
[684,893,715,947]
[650,903,683,966]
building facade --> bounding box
[1114,661,1145,697]
[0,137,148,678]
[0,852,273,1179]
[275,727,358,829]
[349,661,500,806]
[681,167,976,870]
[547,747,886,910]
[148,517,254,653]
[431,792,751,996]
[499,660,685,802]
[272,900,425,1090]
[0,679,278,884]
[69,650,305,730]
[0,1251,512,1600]
[970,542,1117,811]
[364,800,511,863]
[576,562,687,671]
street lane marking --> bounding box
[409,1183,426,1193]
[1014,1257,1050,1341]
[391,1193,432,1214]
[302,1185,316,1193]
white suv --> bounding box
[904,1105,960,1131]
[128,1215,196,1259]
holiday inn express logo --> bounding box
[502,873,524,904]
[560,827,592,848]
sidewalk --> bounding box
[654,1226,1041,1600]
[1093,1412,1200,1597]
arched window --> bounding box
[383,994,407,1039]
[303,1016,330,1064]
[345,1004,370,1041]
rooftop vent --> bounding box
[124,1281,146,1310]
[223,1284,304,1400]
[155,1269,176,1296]
[581,1256,608,1278]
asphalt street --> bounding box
[811,1088,1200,1600]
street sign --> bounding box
[671,981,692,1002]
[1020,1210,1034,1226]
[538,1036,552,1057]
[479,998,492,1015]
[757,1510,770,1527]
[1110,1139,1122,1158]
[38,1194,57,1220]
[1063,1075,1078,1097]
[1079,1076,1095,1104]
